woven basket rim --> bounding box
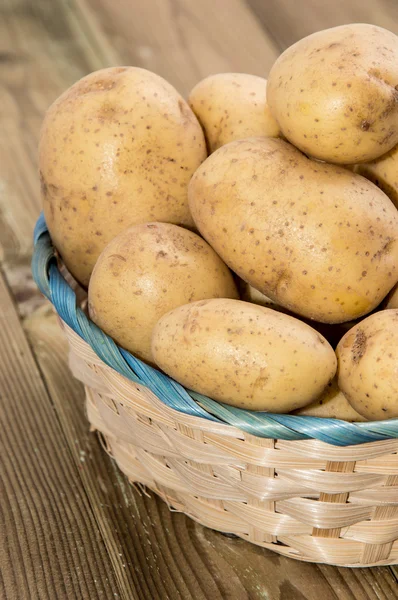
[31,213,398,447]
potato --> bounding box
[240,280,354,349]
[267,24,398,164]
[309,320,358,350]
[355,144,398,208]
[239,280,357,347]
[189,137,398,323]
[336,309,398,420]
[384,282,398,308]
[239,281,283,309]
[188,73,280,153]
[293,378,367,421]
[40,67,206,286]
[152,298,337,412]
[88,222,238,363]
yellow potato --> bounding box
[88,223,238,363]
[309,320,358,350]
[355,144,398,208]
[239,281,283,309]
[40,67,206,286]
[293,378,367,421]
[152,299,337,412]
[336,309,398,420]
[385,282,398,308]
[239,280,357,347]
[267,24,398,164]
[189,137,398,323]
[188,73,280,152]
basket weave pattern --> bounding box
[64,321,398,566]
[32,215,398,567]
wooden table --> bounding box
[1,1,397,598]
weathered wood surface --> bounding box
[0,1,397,598]
[0,275,119,600]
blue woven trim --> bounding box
[32,214,398,446]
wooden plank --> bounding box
[247,0,398,51]
[2,0,397,597]
[0,0,113,313]
[0,272,120,600]
[24,308,398,600]
[390,565,398,581]
[77,0,280,96]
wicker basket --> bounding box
[32,214,398,567]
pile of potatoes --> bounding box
[39,23,398,422]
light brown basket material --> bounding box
[63,320,398,567]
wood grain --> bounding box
[0,273,120,600]
[78,0,280,96]
[247,0,398,51]
[0,0,110,313]
[1,0,398,598]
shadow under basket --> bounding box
[32,214,398,567]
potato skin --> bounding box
[188,73,280,152]
[88,223,238,363]
[385,282,398,308]
[189,137,398,323]
[239,281,357,348]
[293,378,367,421]
[336,309,398,420]
[267,24,398,164]
[239,281,283,310]
[152,299,337,412]
[355,144,398,209]
[40,67,207,286]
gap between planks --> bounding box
[0,270,122,600]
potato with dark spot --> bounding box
[336,309,398,419]
[189,137,398,323]
[88,223,238,363]
[267,24,398,164]
[188,73,280,152]
[152,299,337,412]
[240,280,357,348]
[355,144,398,208]
[239,280,359,347]
[39,67,207,286]
[293,378,366,421]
